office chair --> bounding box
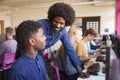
[0,53,15,70]
[50,61,60,80]
[0,53,16,80]
[111,59,120,80]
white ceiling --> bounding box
[0,0,115,11]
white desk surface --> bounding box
[77,61,105,80]
[77,75,105,80]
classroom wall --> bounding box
[0,4,115,34]
[73,5,115,34]
[0,11,12,29]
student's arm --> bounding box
[78,56,91,62]
[76,41,97,62]
[87,42,99,54]
[76,42,90,61]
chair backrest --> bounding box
[50,61,60,80]
[0,53,15,70]
[111,59,120,80]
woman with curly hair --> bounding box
[37,2,89,79]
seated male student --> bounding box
[76,28,101,69]
[7,20,50,80]
[0,27,17,63]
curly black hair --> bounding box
[16,20,42,49]
[47,2,75,26]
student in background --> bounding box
[87,41,99,54]
[54,27,90,80]
[0,27,17,63]
[87,40,104,54]
[76,28,101,69]
[37,2,83,75]
[7,20,49,80]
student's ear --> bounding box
[29,38,35,45]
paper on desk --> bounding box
[77,75,105,80]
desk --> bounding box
[77,62,105,80]
[77,75,105,80]
[77,54,105,80]
[78,48,117,80]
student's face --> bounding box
[33,28,46,50]
[52,16,65,34]
[74,31,83,43]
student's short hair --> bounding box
[5,27,14,36]
[83,28,98,37]
[47,2,75,26]
[16,20,42,49]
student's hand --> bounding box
[98,49,104,54]
[79,72,90,78]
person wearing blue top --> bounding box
[87,41,104,54]
[7,20,49,80]
[87,41,100,54]
[37,2,84,76]
[90,41,100,50]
